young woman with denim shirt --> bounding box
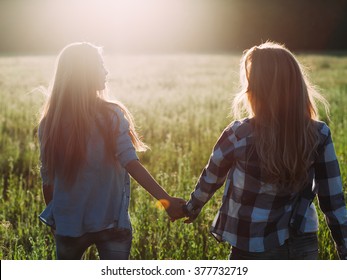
[38,42,186,260]
[181,42,347,260]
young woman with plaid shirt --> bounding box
[181,42,347,260]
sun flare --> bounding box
[155,199,170,210]
[11,0,214,53]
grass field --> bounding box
[0,52,346,260]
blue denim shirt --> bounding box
[39,105,138,237]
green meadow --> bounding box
[0,52,346,259]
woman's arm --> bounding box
[184,125,236,223]
[125,160,186,220]
[315,127,347,259]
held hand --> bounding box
[182,204,200,224]
[163,196,187,221]
[184,216,195,224]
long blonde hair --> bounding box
[233,41,329,190]
[40,42,147,184]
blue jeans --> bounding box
[55,228,132,260]
[229,232,319,260]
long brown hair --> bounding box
[233,42,329,190]
[40,42,147,184]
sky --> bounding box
[1,0,347,54]
[0,0,228,54]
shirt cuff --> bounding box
[185,200,202,217]
[118,148,139,168]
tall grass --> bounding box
[0,53,346,259]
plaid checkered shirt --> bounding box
[186,118,347,253]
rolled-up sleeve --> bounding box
[113,108,139,167]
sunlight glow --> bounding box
[35,0,211,53]
[155,199,170,210]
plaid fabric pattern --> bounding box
[186,118,347,252]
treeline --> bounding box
[213,0,347,51]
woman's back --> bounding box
[39,105,138,236]
[210,118,333,252]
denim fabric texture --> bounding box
[229,231,318,260]
[38,105,138,237]
[55,228,132,260]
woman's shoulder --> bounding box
[98,101,129,124]
[225,118,253,139]
[103,101,125,116]
[312,120,330,137]
[99,101,132,132]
